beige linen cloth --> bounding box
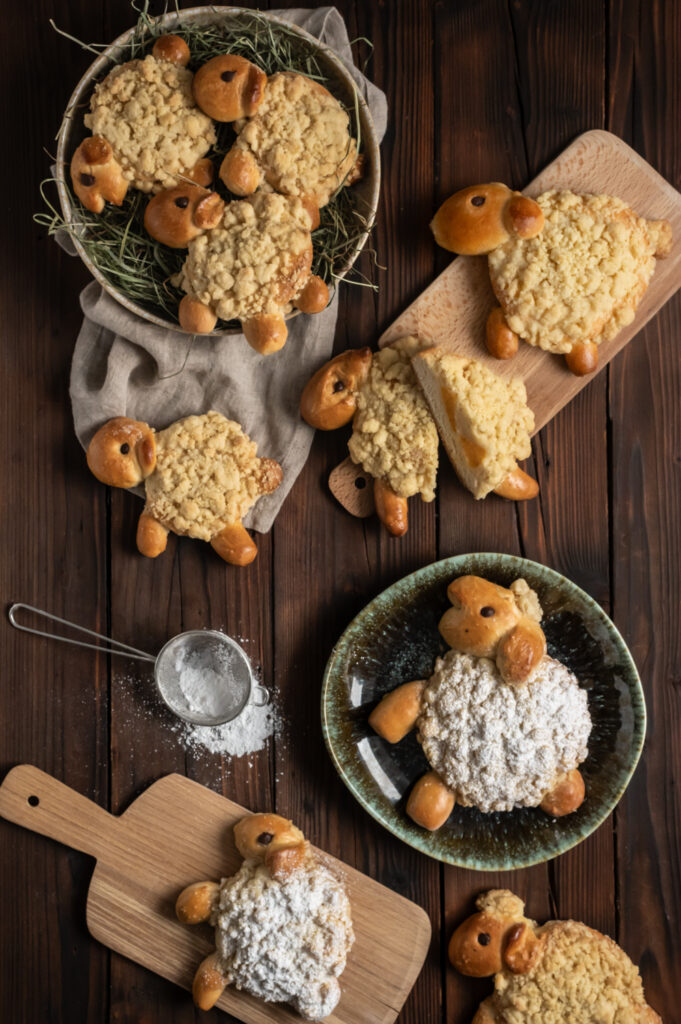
[67,7,387,531]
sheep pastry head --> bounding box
[192,55,362,209]
[86,411,282,566]
[144,185,329,350]
[369,575,589,831]
[176,812,354,1019]
[431,182,672,376]
[449,890,662,1024]
[71,36,216,213]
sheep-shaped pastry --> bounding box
[86,410,282,566]
[71,36,216,213]
[176,812,355,1020]
[191,55,362,208]
[144,183,328,349]
[430,183,673,376]
[300,338,439,536]
[369,575,591,830]
[448,889,662,1023]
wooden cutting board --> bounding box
[0,765,431,1024]
[330,129,681,517]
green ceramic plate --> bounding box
[321,553,646,870]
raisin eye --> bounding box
[480,606,495,617]
[477,932,491,946]
[120,443,130,455]
[332,380,345,393]
[221,70,236,82]
[257,831,274,845]
[80,173,96,187]
[471,195,486,206]
[175,196,189,209]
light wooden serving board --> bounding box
[0,765,431,1024]
[331,129,681,517]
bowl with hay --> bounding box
[40,5,381,336]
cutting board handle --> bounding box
[0,764,117,860]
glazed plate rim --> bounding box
[321,553,647,870]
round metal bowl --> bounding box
[55,6,381,337]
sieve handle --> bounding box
[250,684,270,707]
[7,603,156,664]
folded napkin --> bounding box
[67,6,387,531]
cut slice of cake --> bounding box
[411,347,536,499]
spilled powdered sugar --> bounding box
[180,698,277,756]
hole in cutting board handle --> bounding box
[354,477,367,490]
[27,795,39,807]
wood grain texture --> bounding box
[0,2,680,1023]
[0,766,430,1024]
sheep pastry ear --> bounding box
[179,295,218,334]
[145,185,224,248]
[210,522,257,566]
[151,33,190,66]
[374,479,408,537]
[539,768,586,817]
[369,680,426,743]
[242,314,288,355]
[295,275,329,314]
[192,952,229,1011]
[496,619,546,685]
[71,136,128,213]
[430,183,544,255]
[503,922,545,974]
[406,771,455,831]
[299,348,372,430]
[136,513,168,559]
[86,417,156,488]
[193,54,266,121]
[219,147,261,195]
[175,881,219,924]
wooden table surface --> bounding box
[1,1,679,1021]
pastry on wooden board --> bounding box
[176,812,354,1020]
[71,35,216,213]
[86,410,282,566]
[192,55,362,208]
[369,575,590,830]
[144,184,328,347]
[431,182,672,375]
[449,890,662,1023]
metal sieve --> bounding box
[8,604,268,727]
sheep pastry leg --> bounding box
[219,147,261,196]
[539,768,585,817]
[136,514,168,558]
[178,295,217,334]
[369,680,426,743]
[71,136,128,213]
[406,771,455,830]
[210,522,258,566]
[565,340,599,376]
[192,952,230,1011]
[242,314,288,355]
[295,275,329,314]
[175,881,219,924]
[374,479,408,537]
[486,307,519,360]
[493,465,539,501]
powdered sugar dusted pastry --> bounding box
[144,185,329,348]
[369,575,590,829]
[300,337,439,536]
[176,812,354,1020]
[86,411,282,566]
[72,37,216,212]
[431,183,672,375]
[449,890,662,1023]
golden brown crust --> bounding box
[178,295,218,334]
[503,921,546,974]
[368,680,425,743]
[233,812,306,862]
[242,313,288,354]
[495,619,547,686]
[486,306,519,360]
[219,146,261,195]
[192,952,228,1011]
[86,417,157,487]
[210,521,258,566]
[175,880,219,924]
[265,842,310,881]
[299,348,372,430]
[373,478,409,537]
[136,512,169,558]
[493,466,539,501]
[405,771,455,831]
[151,34,190,67]
[564,340,599,376]
[185,156,214,188]
[295,274,329,314]
[144,185,224,248]
[430,183,543,255]
[71,136,128,213]
[193,54,266,122]
[258,457,284,495]
[539,768,586,817]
